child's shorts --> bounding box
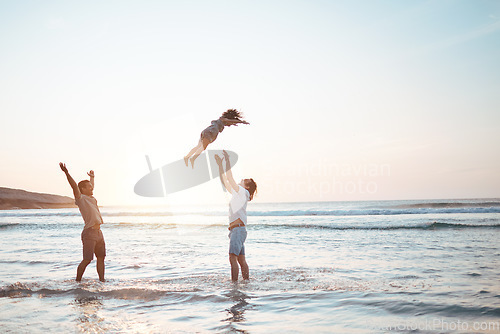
[228,226,247,256]
[200,125,220,145]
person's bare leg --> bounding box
[96,257,105,282]
[76,259,91,282]
[237,255,249,280]
[190,139,209,168]
[229,254,240,282]
[185,140,203,166]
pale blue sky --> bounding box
[1,0,499,205]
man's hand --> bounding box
[223,150,232,168]
[87,170,94,178]
[214,155,223,166]
[59,162,68,174]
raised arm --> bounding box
[222,150,239,193]
[87,170,94,188]
[220,117,249,126]
[60,163,81,199]
[215,155,231,192]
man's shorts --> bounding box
[228,226,247,256]
[81,228,106,261]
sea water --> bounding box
[0,199,499,333]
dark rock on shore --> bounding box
[0,187,75,210]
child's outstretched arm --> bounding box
[222,150,239,193]
[220,118,249,126]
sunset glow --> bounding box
[1,1,499,205]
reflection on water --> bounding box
[221,285,252,333]
[73,295,105,333]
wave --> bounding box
[1,200,499,219]
[259,222,500,231]
[3,220,499,231]
[345,298,500,318]
[0,211,175,218]
[390,201,500,209]
[4,275,499,319]
[0,283,211,302]
[249,207,500,217]
[0,200,500,220]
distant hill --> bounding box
[0,187,75,210]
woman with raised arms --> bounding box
[215,150,257,282]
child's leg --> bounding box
[189,138,210,168]
[184,140,203,166]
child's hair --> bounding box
[222,109,244,122]
[78,180,91,193]
[245,178,257,201]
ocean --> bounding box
[0,199,499,333]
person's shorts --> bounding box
[200,125,220,146]
[228,226,247,256]
[81,228,106,261]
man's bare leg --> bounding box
[229,254,240,282]
[237,255,249,280]
[96,257,105,282]
[76,259,91,282]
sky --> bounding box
[1,0,499,206]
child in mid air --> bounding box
[184,109,249,168]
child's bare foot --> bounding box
[190,156,196,169]
[184,156,189,167]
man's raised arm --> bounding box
[60,162,81,199]
[215,155,231,192]
[222,150,239,193]
[87,170,94,188]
